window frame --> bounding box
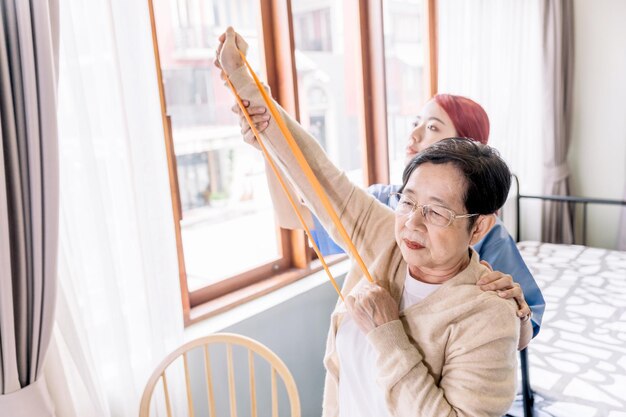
[147,0,438,326]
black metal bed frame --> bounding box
[511,175,626,417]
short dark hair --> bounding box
[399,138,511,228]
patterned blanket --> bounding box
[517,241,626,417]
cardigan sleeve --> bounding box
[228,66,395,266]
[366,300,519,417]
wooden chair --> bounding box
[139,333,301,417]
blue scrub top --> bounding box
[311,183,546,337]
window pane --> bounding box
[153,0,282,291]
[384,0,427,184]
[292,1,364,185]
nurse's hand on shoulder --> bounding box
[477,261,531,320]
[346,281,399,334]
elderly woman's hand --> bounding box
[214,27,248,77]
[346,282,399,334]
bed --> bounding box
[511,180,626,417]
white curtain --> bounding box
[44,1,185,416]
[437,0,544,240]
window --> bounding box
[293,8,333,52]
[383,0,437,183]
[148,0,437,324]
[293,1,363,185]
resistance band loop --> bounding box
[237,52,375,285]
[224,51,375,290]
[223,74,345,301]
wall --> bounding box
[569,0,626,249]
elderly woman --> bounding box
[234,70,544,348]
[217,28,519,416]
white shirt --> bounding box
[336,270,441,417]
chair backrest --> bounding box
[139,333,301,417]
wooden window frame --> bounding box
[425,0,439,97]
[358,0,438,186]
[147,0,438,326]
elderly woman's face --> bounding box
[394,162,475,282]
[405,100,458,165]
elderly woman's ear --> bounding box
[469,214,497,245]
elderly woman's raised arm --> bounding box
[218,29,394,265]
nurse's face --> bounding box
[405,100,458,165]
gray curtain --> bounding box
[541,0,575,244]
[0,1,59,416]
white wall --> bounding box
[569,0,626,249]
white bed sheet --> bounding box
[518,241,626,417]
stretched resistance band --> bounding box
[223,51,375,299]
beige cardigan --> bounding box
[229,67,520,417]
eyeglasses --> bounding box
[390,193,479,228]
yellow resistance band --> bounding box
[223,70,343,300]
[223,52,375,298]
